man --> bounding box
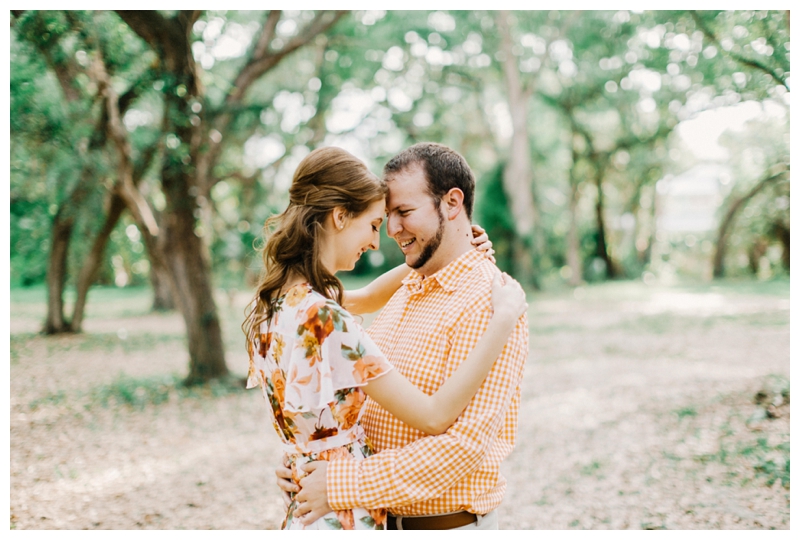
[278,142,529,530]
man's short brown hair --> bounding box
[383,142,476,220]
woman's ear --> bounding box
[441,188,464,220]
[332,206,348,230]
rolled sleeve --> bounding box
[327,308,528,511]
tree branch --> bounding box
[690,10,789,91]
[115,10,172,54]
[227,10,348,104]
[251,10,283,61]
[89,51,160,238]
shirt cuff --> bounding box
[326,457,361,511]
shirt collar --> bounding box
[401,249,485,294]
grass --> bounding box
[28,373,246,412]
[675,406,698,419]
[10,331,186,359]
[678,276,790,297]
[90,372,244,410]
[689,376,790,491]
[10,285,161,319]
[696,436,790,489]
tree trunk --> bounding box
[773,221,789,270]
[44,162,97,333]
[512,236,534,287]
[161,72,229,385]
[496,10,539,289]
[161,158,228,384]
[44,213,72,334]
[748,237,769,274]
[69,194,126,331]
[713,166,788,278]
[594,170,619,279]
[150,264,175,311]
[566,170,583,287]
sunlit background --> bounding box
[10,9,790,295]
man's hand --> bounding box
[294,461,333,525]
[275,462,299,509]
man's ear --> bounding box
[441,188,464,220]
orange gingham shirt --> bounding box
[327,248,529,516]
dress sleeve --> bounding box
[284,299,393,412]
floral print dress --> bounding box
[247,283,393,530]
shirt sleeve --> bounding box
[284,299,393,413]
[327,306,529,510]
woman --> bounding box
[243,147,526,530]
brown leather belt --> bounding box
[387,511,477,530]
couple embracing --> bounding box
[243,142,529,530]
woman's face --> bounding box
[331,198,386,272]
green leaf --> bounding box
[341,344,361,361]
[360,515,377,528]
[324,517,344,529]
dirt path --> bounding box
[9,281,789,529]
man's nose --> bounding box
[387,214,401,238]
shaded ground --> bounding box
[9,279,789,529]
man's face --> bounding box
[385,164,445,273]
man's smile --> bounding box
[399,238,416,251]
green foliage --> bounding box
[715,115,789,278]
[475,163,515,272]
[10,9,791,297]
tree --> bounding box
[112,10,347,384]
[11,10,349,383]
[712,165,789,277]
[11,11,159,332]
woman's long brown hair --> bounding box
[242,147,387,351]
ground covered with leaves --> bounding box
[9,279,789,529]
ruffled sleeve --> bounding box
[283,299,393,413]
[246,322,271,390]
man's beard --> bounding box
[408,203,445,270]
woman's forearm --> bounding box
[362,310,519,435]
[342,264,410,315]
[426,313,519,431]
